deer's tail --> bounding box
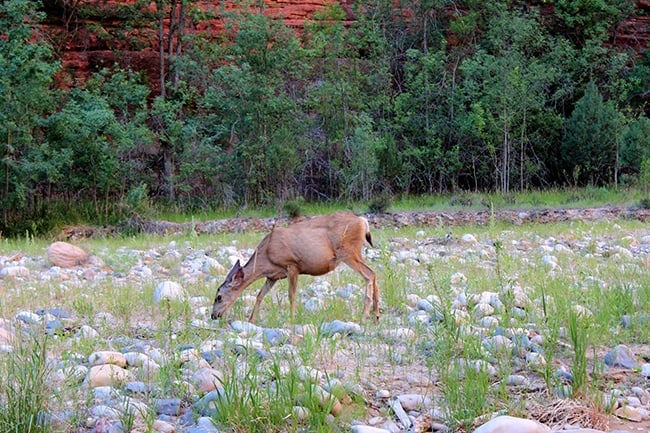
[361,217,374,247]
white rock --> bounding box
[351,426,392,433]
[88,351,127,367]
[0,266,30,278]
[461,234,478,244]
[472,415,550,433]
[542,255,558,269]
[396,393,432,411]
[90,405,121,419]
[76,325,99,339]
[154,281,188,303]
[87,364,134,387]
[191,367,224,393]
[152,419,176,433]
[202,256,226,273]
[641,363,650,377]
[16,310,41,324]
[450,272,467,286]
[474,302,495,319]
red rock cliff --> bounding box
[39,0,647,90]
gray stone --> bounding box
[321,320,362,336]
[194,389,226,417]
[640,363,650,377]
[155,398,181,416]
[604,344,637,369]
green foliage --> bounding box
[368,192,392,214]
[0,334,53,433]
[212,358,338,433]
[620,117,650,173]
[282,200,303,218]
[1,0,649,233]
[0,0,60,228]
[561,82,622,186]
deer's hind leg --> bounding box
[344,257,379,323]
[287,265,300,318]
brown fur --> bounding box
[211,212,380,323]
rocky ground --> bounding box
[1,207,650,433]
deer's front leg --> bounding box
[249,278,277,323]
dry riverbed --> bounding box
[1,208,650,433]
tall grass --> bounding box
[0,332,52,433]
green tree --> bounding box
[561,81,622,185]
[0,0,60,228]
[193,6,308,205]
[458,7,559,192]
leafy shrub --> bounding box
[368,193,392,214]
[283,200,303,219]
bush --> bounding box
[283,200,303,219]
[368,193,392,214]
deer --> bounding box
[211,211,380,324]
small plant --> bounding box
[567,308,590,397]
[439,359,492,430]
[212,356,337,433]
[368,192,392,214]
[0,332,53,433]
[283,200,303,219]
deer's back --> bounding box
[265,227,337,275]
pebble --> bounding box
[87,364,134,387]
[604,345,637,369]
[615,405,643,422]
[351,426,392,433]
[396,394,432,411]
[191,367,224,393]
[472,415,550,433]
[154,281,188,303]
[89,351,127,367]
[0,265,30,278]
[320,320,362,336]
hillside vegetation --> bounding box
[0,0,648,236]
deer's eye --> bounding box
[217,295,222,302]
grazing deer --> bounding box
[211,212,380,324]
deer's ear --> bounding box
[233,266,244,284]
[226,260,241,280]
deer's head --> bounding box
[211,260,245,320]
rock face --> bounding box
[37,0,648,90]
[47,241,90,268]
[41,0,356,88]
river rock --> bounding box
[472,415,550,433]
[191,367,224,393]
[87,364,134,387]
[0,265,30,278]
[351,426,392,433]
[397,393,432,411]
[154,281,188,303]
[89,351,127,367]
[604,345,637,369]
[615,405,642,422]
[152,419,176,433]
[47,241,89,267]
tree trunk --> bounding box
[157,0,166,98]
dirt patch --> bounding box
[59,206,650,240]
